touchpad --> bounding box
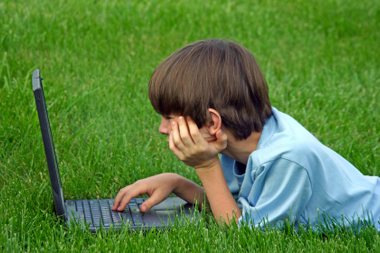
[151,198,186,211]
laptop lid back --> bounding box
[32,69,66,217]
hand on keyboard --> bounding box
[112,173,181,213]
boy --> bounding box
[112,39,380,229]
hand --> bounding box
[169,116,227,170]
[112,173,179,212]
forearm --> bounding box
[196,159,241,225]
[170,173,207,208]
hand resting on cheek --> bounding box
[169,116,227,170]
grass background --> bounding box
[1,0,380,251]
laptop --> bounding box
[32,69,198,232]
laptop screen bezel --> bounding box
[32,69,66,217]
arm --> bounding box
[173,175,207,208]
[195,160,241,224]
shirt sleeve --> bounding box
[238,158,312,229]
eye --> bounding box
[165,116,172,120]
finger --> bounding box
[140,191,166,212]
[171,120,186,151]
[168,130,185,160]
[186,117,207,146]
[112,185,133,210]
[177,116,195,147]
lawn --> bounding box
[1,0,380,251]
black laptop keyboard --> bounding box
[67,198,146,229]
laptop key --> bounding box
[118,208,135,226]
[111,211,122,222]
[132,213,144,226]
[76,201,84,211]
[135,198,144,205]
[88,200,104,227]
[99,200,112,226]
[82,202,91,221]
[129,203,140,213]
[128,202,144,226]
[67,201,75,208]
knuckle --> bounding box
[135,180,146,189]
[177,154,185,161]
[173,139,182,147]
[190,130,199,137]
[197,146,206,153]
[189,149,198,157]
[181,135,190,142]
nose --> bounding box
[159,117,170,135]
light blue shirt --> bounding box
[221,107,380,230]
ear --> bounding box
[206,108,222,136]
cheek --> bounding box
[166,120,173,131]
[158,124,165,133]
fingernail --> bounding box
[219,130,223,136]
[172,121,176,127]
[179,116,183,121]
[141,205,147,212]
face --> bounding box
[158,115,216,142]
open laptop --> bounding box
[32,69,197,232]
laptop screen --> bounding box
[32,69,66,217]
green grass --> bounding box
[1,0,380,251]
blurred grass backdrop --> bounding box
[1,0,380,251]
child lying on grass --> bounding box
[112,39,380,229]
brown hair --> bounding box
[148,39,272,140]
